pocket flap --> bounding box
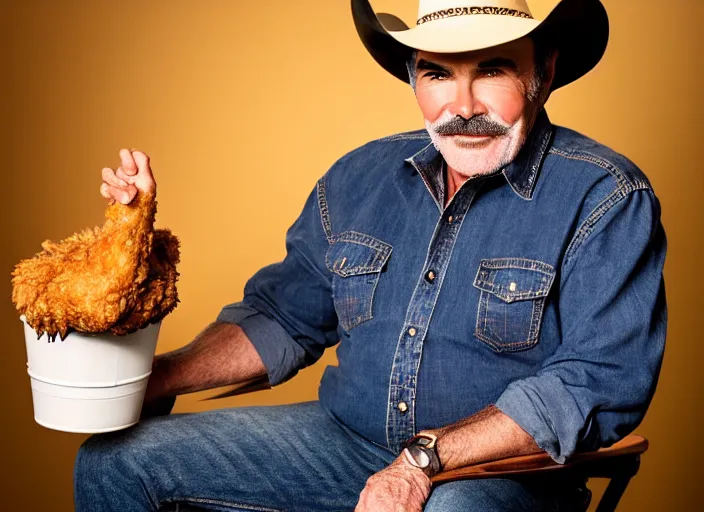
[326,231,392,277]
[473,258,555,303]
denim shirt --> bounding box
[217,111,667,463]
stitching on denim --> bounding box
[472,259,555,302]
[472,258,553,352]
[477,257,555,274]
[317,177,334,244]
[503,170,533,200]
[331,272,382,332]
[503,125,554,201]
[325,231,392,331]
[549,147,651,195]
[164,497,284,512]
[475,326,539,351]
[384,183,480,450]
[405,141,435,165]
[407,198,474,436]
[563,188,627,268]
[475,285,489,346]
[404,141,445,211]
[365,266,384,328]
[334,230,394,252]
[473,298,546,352]
[528,296,545,343]
[474,277,553,301]
[549,147,628,191]
[325,231,393,276]
[377,131,431,142]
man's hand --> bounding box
[100,148,156,204]
[355,456,432,512]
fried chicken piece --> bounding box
[11,191,179,340]
[109,228,180,336]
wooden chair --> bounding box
[431,434,648,512]
[167,380,649,512]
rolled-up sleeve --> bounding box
[496,188,667,463]
[217,178,338,386]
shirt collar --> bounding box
[404,109,554,202]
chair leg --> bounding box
[595,475,633,512]
[594,455,641,512]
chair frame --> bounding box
[431,434,647,512]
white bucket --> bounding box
[21,316,161,433]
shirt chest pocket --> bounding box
[325,231,392,332]
[473,258,555,353]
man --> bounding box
[77,0,667,511]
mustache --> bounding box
[432,115,510,136]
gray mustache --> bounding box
[433,116,509,136]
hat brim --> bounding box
[352,0,609,91]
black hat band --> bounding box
[417,6,533,25]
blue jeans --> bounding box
[74,402,586,511]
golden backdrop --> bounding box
[0,1,700,510]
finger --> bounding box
[119,148,138,176]
[115,166,137,185]
[99,183,111,199]
[131,150,153,179]
[101,167,128,188]
[123,184,138,203]
[104,184,136,204]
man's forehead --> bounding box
[415,37,534,66]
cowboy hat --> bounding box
[352,0,609,90]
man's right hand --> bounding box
[100,148,156,204]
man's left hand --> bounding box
[355,456,432,512]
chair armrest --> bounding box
[431,434,648,484]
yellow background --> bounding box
[1,0,700,510]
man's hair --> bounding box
[406,50,419,89]
[405,36,557,98]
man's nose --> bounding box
[449,82,483,119]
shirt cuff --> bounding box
[216,302,306,386]
[495,381,565,464]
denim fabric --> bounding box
[74,402,584,511]
[217,109,667,462]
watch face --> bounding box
[409,445,432,469]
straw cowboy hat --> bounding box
[352,0,609,90]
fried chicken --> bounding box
[11,191,180,340]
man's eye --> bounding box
[423,71,448,81]
[482,69,503,78]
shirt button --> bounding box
[398,401,408,413]
[509,282,517,292]
[426,270,436,282]
[408,327,417,337]
[448,215,454,224]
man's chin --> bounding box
[438,144,505,178]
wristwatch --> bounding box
[401,432,442,477]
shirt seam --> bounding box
[376,131,430,142]
[563,187,627,269]
[317,176,334,244]
[562,186,652,271]
[549,147,652,193]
